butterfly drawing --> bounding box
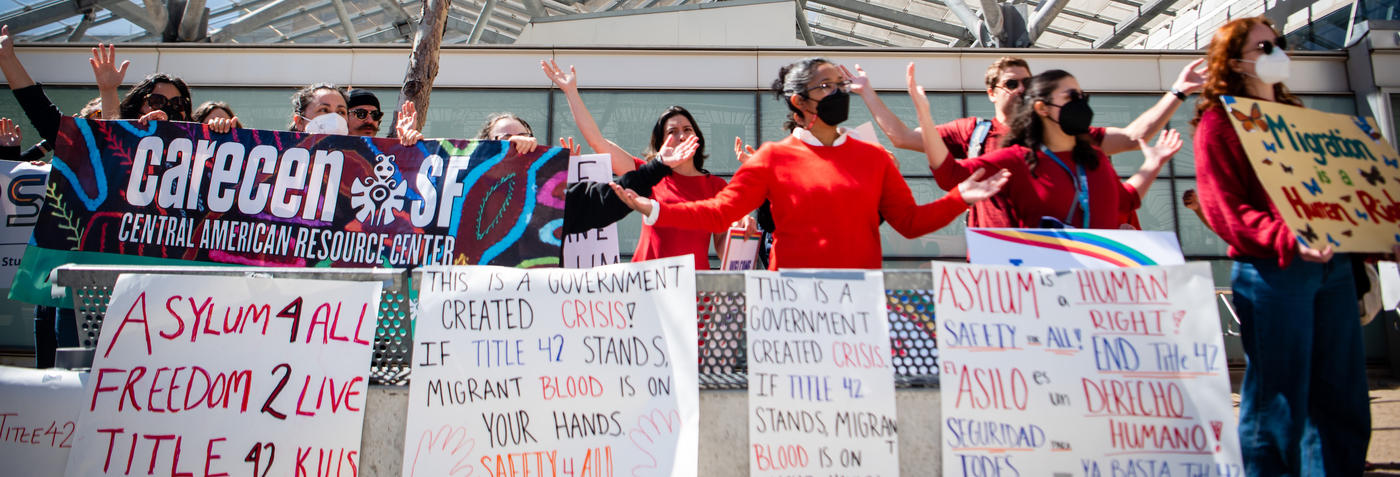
[1353,116,1383,142]
[1297,224,1318,243]
[1281,164,1294,174]
[1231,102,1269,132]
[1360,165,1385,186]
[1262,158,1274,165]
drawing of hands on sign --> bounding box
[628,408,681,476]
[409,425,476,477]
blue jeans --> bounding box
[1233,256,1370,476]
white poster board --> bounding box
[66,274,382,477]
[562,153,621,268]
[720,226,761,271]
[1381,261,1399,311]
[967,228,1185,269]
[932,262,1242,476]
[0,366,86,476]
[405,256,699,477]
[0,160,48,285]
[746,270,898,476]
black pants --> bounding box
[33,306,78,368]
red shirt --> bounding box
[1193,107,1298,267]
[656,135,968,269]
[631,157,728,270]
[933,143,1139,229]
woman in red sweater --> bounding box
[918,68,1179,229]
[1192,17,1370,475]
[542,60,728,270]
[608,58,1009,269]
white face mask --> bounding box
[301,112,348,135]
[1242,48,1291,86]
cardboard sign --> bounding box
[66,274,382,476]
[13,117,567,306]
[0,366,86,476]
[745,270,898,476]
[562,153,620,268]
[932,262,1242,476]
[1221,95,1400,252]
[966,228,1185,269]
[720,226,762,271]
[405,256,699,477]
[0,160,48,286]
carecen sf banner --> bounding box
[11,117,568,306]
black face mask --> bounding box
[1052,97,1093,135]
[813,89,850,126]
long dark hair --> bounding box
[643,105,709,174]
[1003,69,1098,174]
[118,73,192,121]
[771,57,829,132]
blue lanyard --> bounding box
[1040,145,1090,229]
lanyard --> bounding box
[1040,146,1090,229]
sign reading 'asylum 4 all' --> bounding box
[12,117,568,306]
[1221,95,1400,252]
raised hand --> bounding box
[541,59,578,92]
[609,182,653,217]
[1173,58,1208,95]
[206,116,239,134]
[956,168,1012,205]
[89,43,128,92]
[395,100,423,146]
[0,25,14,60]
[1138,128,1182,169]
[906,62,931,115]
[733,136,756,164]
[657,135,699,168]
[0,118,20,147]
[841,64,872,97]
[559,137,582,156]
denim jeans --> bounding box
[1232,255,1370,476]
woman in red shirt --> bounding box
[918,69,1179,229]
[608,58,1010,269]
[542,60,728,270]
[1192,17,1370,475]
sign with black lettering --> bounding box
[0,160,48,286]
[12,117,567,306]
[404,256,699,476]
[932,262,1242,476]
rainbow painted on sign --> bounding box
[969,229,1159,267]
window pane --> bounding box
[760,91,961,175]
[1135,179,1177,234]
[552,90,757,175]
[418,89,549,140]
[879,178,966,258]
[1301,94,1356,115]
[0,85,100,150]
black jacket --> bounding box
[561,159,673,234]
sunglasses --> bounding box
[998,78,1024,91]
[349,108,384,122]
[143,94,188,112]
[1251,36,1288,55]
[801,80,852,97]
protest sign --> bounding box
[0,366,86,476]
[562,153,620,268]
[13,117,567,306]
[966,228,1184,269]
[746,270,898,476]
[720,226,761,271]
[65,274,381,477]
[932,262,1241,477]
[1381,261,1399,311]
[0,160,48,285]
[405,256,699,477]
[1221,95,1400,252]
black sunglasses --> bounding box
[143,94,188,111]
[998,78,1024,91]
[349,108,385,122]
[1252,36,1288,55]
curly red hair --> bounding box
[1192,16,1301,125]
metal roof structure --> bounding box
[0,0,1358,48]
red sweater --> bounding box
[932,142,1138,229]
[1193,107,1298,267]
[655,135,968,269]
[630,156,728,270]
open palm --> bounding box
[957,168,1011,204]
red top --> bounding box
[631,156,728,270]
[932,142,1139,229]
[936,118,1112,228]
[1193,107,1298,268]
[656,135,968,269]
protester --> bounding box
[1191,16,1373,475]
[543,60,729,269]
[610,58,1010,269]
[345,89,384,137]
[0,25,103,161]
[193,101,243,129]
[852,56,1204,227]
[287,83,348,133]
[915,67,1179,229]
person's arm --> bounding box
[1101,59,1206,155]
[89,44,127,121]
[879,156,1010,239]
[0,26,35,90]
[562,159,674,234]
[907,63,951,171]
[542,60,638,175]
[1122,129,1182,199]
[0,117,19,160]
[1,25,63,147]
[844,64,924,151]
[1193,108,1299,267]
[613,143,769,233]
